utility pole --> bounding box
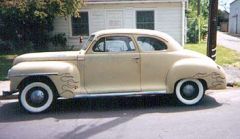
[207,0,218,60]
[197,0,201,43]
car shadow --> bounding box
[0,94,222,123]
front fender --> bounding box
[9,61,81,98]
[166,58,226,93]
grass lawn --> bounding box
[0,54,17,80]
[185,42,240,68]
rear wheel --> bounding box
[175,79,205,105]
[19,81,56,113]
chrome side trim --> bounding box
[9,72,59,77]
[77,57,85,61]
[59,90,168,99]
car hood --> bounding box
[13,51,81,65]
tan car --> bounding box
[4,29,226,113]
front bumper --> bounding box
[2,90,18,97]
[0,90,18,100]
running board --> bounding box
[59,91,167,99]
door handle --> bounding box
[132,57,140,60]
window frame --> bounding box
[70,11,89,37]
[136,10,155,30]
[136,35,169,52]
[88,34,139,54]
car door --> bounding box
[136,35,170,91]
[84,35,141,93]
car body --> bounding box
[5,29,226,113]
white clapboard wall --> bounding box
[52,1,185,49]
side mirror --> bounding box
[79,36,83,44]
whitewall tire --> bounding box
[19,82,54,113]
[175,79,205,105]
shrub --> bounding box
[0,0,84,53]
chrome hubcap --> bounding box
[182,84,195,97]
[30,90,45,103]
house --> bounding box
[218,10,229,32]
[229,0,240,34]
[53,0,187,49]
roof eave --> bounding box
[86,0,186,5]
[230,0,238,6]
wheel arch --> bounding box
[17,75,59,97]
[173,78,207,92]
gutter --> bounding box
[86,0,186,5]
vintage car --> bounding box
[4,29,226,113]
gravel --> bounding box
[223,66,240,85]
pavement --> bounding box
[217,31,240,52]
[1,80,240,139]
[217,31,240,84]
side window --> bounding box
[93,38,105,52]
[92,36,135,52]
[137,37,167,51]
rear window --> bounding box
[137,36,167,51]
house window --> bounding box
[72,12,89,36]
[136,11,154,30]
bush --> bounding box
[49,33,74,51]
[187,17,208,43]
[186,0,208,43]
[0,0,84,53]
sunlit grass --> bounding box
[185,42,240,67]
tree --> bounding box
[187,0,208,43]
[217,9,229,26]
[0,0,84,53]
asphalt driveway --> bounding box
[217,32,240,52]
[1,87,240,139]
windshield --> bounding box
[81,35,95,50]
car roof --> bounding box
[92,29,172,40]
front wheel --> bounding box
[175,79,205,105]
[19,82,55,113]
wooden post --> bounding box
[207,0,218,60]
[198,0,201,43]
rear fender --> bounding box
[166,58,226,93]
